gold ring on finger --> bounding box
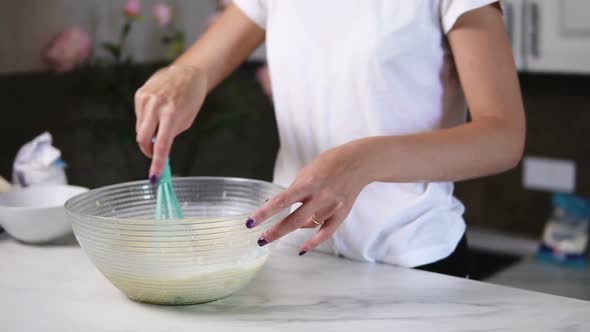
[311,216,324,226]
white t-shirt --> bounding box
[234,0,501,267]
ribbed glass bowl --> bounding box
[65,177,288,305]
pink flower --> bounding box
[124,0,141,18]
[44,27,92,73]
[152,3,172,27]
[256,65,272,97]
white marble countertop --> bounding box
[488,257,590,301]
[1,235,589,332]
[467,227,590,301]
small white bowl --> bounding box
[0,185,88,244]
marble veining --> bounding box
[0,235,589,332]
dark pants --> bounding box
[415,234,470,278]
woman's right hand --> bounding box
[134,2,266,180]
[134,64,208,181]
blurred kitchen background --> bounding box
[1,0,589,300]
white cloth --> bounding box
[12,132,67,188]
[234,0,500,267]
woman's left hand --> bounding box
[246,140,372,255]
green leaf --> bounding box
[166,40,185,60]
[174,30,185,41]
[101,42,121,59]
[161,30,185,47]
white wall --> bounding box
[0,0,217,73]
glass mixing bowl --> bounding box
[65,177,288,305]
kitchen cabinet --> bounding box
[524,0,590,73]
[503,0,525,70]
[503,0,590,74]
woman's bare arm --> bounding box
[249,4,526,252]
[135,4,264,178]
[356,4,526,184]
[174,4,265,92]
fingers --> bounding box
[249,182,349,253]
[149,110,175,178]
[298,212,344,254]
[300,216,323,229]
[134,90,147,132]
[247,185,308,228]
[135,89,150,156]
[136,97,160,158]
[134,65,208,180]
[258,199,320,245]
[135,92,178,178]
[299,204,336,229]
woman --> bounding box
[134,0,525,277]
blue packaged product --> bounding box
[536,193,590,269]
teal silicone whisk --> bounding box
[155,159,184,220]
[152,137,183,220]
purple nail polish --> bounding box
[246,218,256,229]
[298,251,307,256]
[257,238,268,247]
[149,175,158,184]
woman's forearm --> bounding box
[355,116,525,184]
[173,4,265,92]
[135,4,264,177]
[353,4,526,185]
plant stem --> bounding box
[118,20,132,62]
